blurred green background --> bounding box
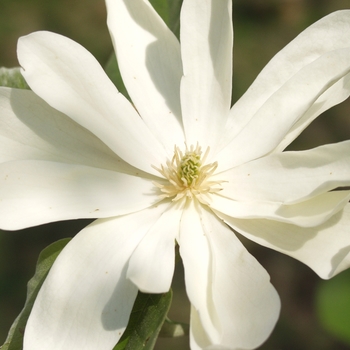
[1,0,350,349]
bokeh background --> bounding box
[1,0,350,349]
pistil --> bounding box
[153,144,223,204]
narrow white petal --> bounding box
[24,218,137,349]
[221,203,350,280]
[215,141,350,203]
[179,200,280,349]
[225,10,350,146]
[211,191,350,227]
[217,48,350,170]
[179,200,220,344]
[180,0,233,151]
[106,0,184,152]
[18,31,165,175]
[127,201,182,293]
[189,306,214,350]
[0,160,159,230]
[24,205,168,350]
[201,207,280,349]
[274,72,350,152]
[0,87,143,175]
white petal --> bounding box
[221,203,350,280]
[210,190,350,227]
[275,72,350,152]
[18,31,165,175]
[180,0,233,151]
[127,201,182,293]
[25,228,136,348]
[217,48,350,170]
[179,200,280,349]
[0,160,159,230]
[179,200,219,344]
[24,205,167,350]
[106,0,184,152]
[189,306,214,350]
[201,207,280,349]
[215,141,350,203]
[0,87,144,175]
[225,10,350,147]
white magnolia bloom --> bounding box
[1,0,350,349]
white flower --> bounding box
[1,0,350,349]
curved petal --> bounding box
[214,141,350,203]
[189,306,215,350]
[274,72,350,152]
[24,205,168,350]
[0,87,146,176]
[201,207,280,349]
[225,10,350,145]
[127,201,182,293]
[210,191,350,228]
[180,0,233,151]
[220,203,350,280]
[106,0,184,152]
[179,200,280,349]
[0,160,160,230]
[216,48,350,170]
[18,31,165,175]
[179,199,219,344]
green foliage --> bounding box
[113,290,173,350]
[149,0,182,38]
[149,0,170,25]
[0,67,29,89]
[316,269,350,345]
[0,239,71,350]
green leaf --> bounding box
[166,0,182,38]
[149,0,182,37]
[316,269,350,345]
[0,238,71,350]
[113,290,173,350]
[0,67,30,89]
[149,0,170,26]
[159,318,189,338]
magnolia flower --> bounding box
[2,0,350,349]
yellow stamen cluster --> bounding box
[153,144,223,204]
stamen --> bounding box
[153,144,224,203]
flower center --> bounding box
[153,143,223,204]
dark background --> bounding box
[1,1,350,349]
